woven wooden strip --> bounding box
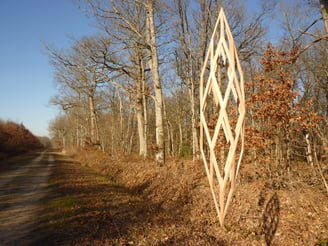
[200,8,245,226]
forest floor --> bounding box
[41,151,328,245]
[1,150,327,245]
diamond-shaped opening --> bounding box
[201,54,211,83]
[234,126,244,176]
[212,29,220,56]
[202,85,221,141]
[225,64,244,140]
[225,93,239,140]
[214,55,229,95]
[213,131,230,178]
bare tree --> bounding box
[48,114,71,152]
[173,0,199,160]
[144,0,165,164]
[80,0,166,164]
[47,36,107,147]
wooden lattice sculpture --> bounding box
[199,8,245,226]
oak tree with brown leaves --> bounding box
[246,43,321,170]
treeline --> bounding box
[0,120,44,158]
[48,0,327,168]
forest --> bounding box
[47,0,327,168]
[38,0,328,244]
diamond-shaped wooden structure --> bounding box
[199,8,245,226]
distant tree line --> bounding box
[47,0,327,169]
[0,120,44,158]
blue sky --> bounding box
[0,0,269,138]
[0,0,96,137]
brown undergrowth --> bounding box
[42,150,328,245]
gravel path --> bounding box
[0,151,54,245]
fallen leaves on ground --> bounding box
[35,151,328,245]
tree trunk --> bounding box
[135,45,148,158]
[305,132,314,166]
[189,80,199,160]
[128,116,135,155]
[178,122,183,156]
[61,129,67,153]
[286,131,291,170]
[136,98,147,157]
[75,114,82,150]
[88,95,99,144]
[110,112,115,155]
[126,111,134,154]
[143,78,148,157]
[163,97,174,157]
[320,0,328,33]
[146,1,165,165]
[118,92,125,153]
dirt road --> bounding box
[0,151,54,245]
